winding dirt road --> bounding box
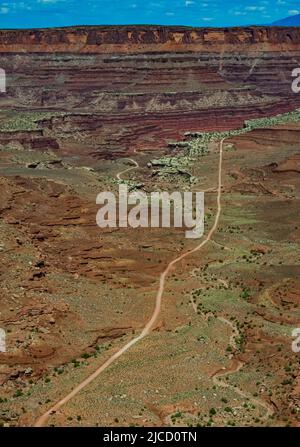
[34,138,225,427]
[116,158,139,181]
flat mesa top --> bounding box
[0,25,299,54]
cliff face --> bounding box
[0,26,300,52]
[0,26,300,155]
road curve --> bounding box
[34,138,226,427]
[116,158,139,181]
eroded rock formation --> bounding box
[1,26,300,156]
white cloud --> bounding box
[245,6,266,12]
[288,9,299,16]
[185,0,195,6]
[38,0,60,4]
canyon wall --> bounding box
[0,26,300,155]
[0,26,300,52]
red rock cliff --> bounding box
[0,26,300,53]
[1,26,300,155]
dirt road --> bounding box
[116,158,139,181]
[34,138,226,427]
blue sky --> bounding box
[0,0,299,28]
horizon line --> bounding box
[0,23,298,31]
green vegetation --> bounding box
[148,155,194,183]
[209,408,217,416]
[0,111,67,132]
[13,390,23,398]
